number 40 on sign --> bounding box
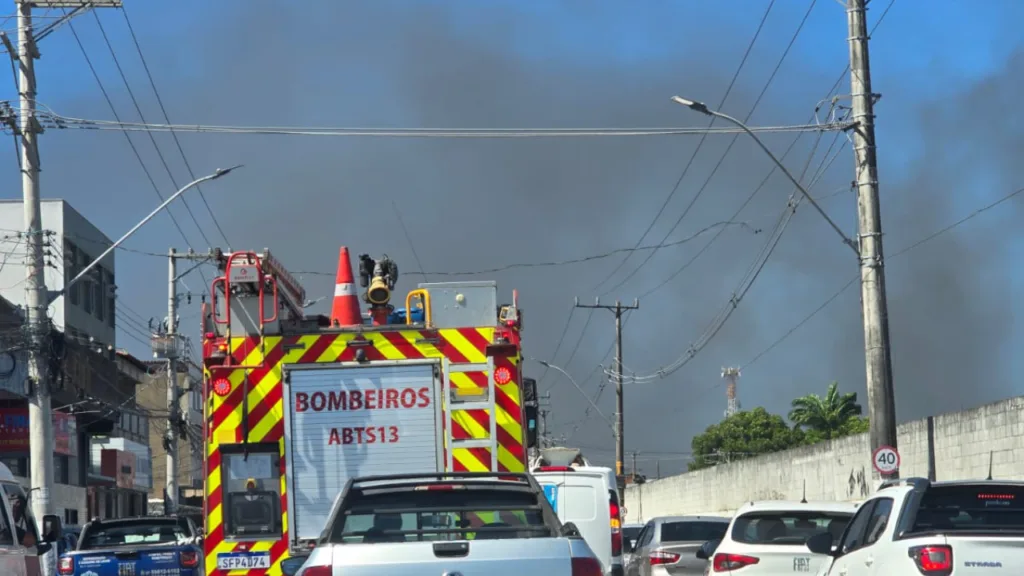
[872,445,900,476]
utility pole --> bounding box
[574,297,639,495]
[847,0,898,475]
[165,248,179,514]
[538,391,551,448]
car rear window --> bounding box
[912,485,1024,531]
[81,520,190,549]
[660,521,728,543]
[328,486,554,543]
[731,511,852,546]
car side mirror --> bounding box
[42,514,62,543]
[560,522,582,538]
[696,538,721,560]
[280,556,308,576]
[805,531,834,555]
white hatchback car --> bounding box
[698,500,858,574]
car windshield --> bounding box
[731,511,852,546]
[660,521,728,543]
[81,520,190,549]
[328,485,552,543]
[912,485,1024,531]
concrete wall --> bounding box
[624,396,1024,523]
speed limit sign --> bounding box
[872,445,900,475]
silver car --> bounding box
[292,471,605,576]
[625,515,730,576]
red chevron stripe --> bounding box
[434,331,469,363]
[455,409,490,433]
[467,447,492,470]
[449,416,471,440]
[496,425,524,468]
[380,330,425,359]
[457,327,491,354]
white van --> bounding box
[533,465,624,576]
[0,461,63,576]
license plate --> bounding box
[793,556,812,571]
[217,552,272,570]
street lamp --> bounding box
[670,96,857,256]
[50,165,242,303]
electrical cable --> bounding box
[590,0,779,293]
[600,0,819,297]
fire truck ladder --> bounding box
[443,356,501,471]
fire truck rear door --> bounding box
[282,362,443,541]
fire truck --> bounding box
[199,247,539,575]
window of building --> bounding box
[64,240,79,306]
[64,509,78,527]
[105,270,115,328]
[94,267,105,323]
[80,252,93,315]
[54,455,69,485]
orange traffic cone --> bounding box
[330,247,362,326]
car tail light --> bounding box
[713,553,760,571]
[180,550,199,568]
[609,492,622,557]
[649,551,681,565]
[57,557,73,575]
[909,545,953,575]
[571,557,603,576]
[300,565,333,576]
[534,466,575,472]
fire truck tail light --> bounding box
[212,377,232,396]
[493,366,512,385]
[57,557,73,575]
[179,550,199,568]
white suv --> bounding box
[808,478,1024,575]
[697,500,857,574]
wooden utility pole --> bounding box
[574,297,638,495]
[847,0,898,476]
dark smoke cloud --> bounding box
[8,2,1023,476]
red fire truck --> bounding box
[199,247,537,575]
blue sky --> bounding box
[3,0,1024,475]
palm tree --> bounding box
[788,382,863,440]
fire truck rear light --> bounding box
[909,544,953,573]
[300,566,332,576]
[179,550,199,568]
[570,557,603,576]
[493,366,512,385]
[713,553,759,571]
[212,377,231,396]
[649,551,680,565]
[58,557,73,575]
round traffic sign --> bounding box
[872,445,900,475]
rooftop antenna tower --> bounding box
[722,367,741,417]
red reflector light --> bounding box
[649,551,681,565]
[212,377,231,396]
[978,493,1015,500]
[300,566,332,576]
[57,557,74,575]
[713,553,760,571]
[179,550,199,568]
[570,557,603,576]
[909,545,953,573]
[534,466,574,472]
[494,366,512,385]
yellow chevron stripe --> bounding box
[448,371,483,390]
[250,397,283,442]
[494,403,522,442]
[441,329,487,363]
[366,332,408,360]
[316,333,345,362]
[453,448,489,472]
[407,331,444,358]
[452,410,489,439]
[498,382,521,406]
[497,444,524,472]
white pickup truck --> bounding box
[807,477,1024,575]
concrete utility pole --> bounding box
[847,0,898,474]
[538,391,551,448]
[574,297,639,495]
[165,248,179,514]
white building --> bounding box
[0,199,116,347]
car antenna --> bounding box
[987,450,994,480]
[801,479,807,504]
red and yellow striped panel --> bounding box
[203,328,525,575]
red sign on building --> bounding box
[0,408,76,456]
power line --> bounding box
[590,0,778,292]
[600,0,819,297]
[118,5,231,246]
[741,184,1024,370]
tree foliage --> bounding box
[789,381,863,440]
[689,407,805,471]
